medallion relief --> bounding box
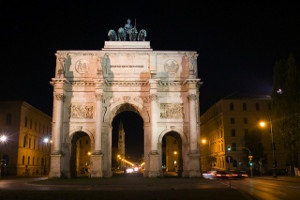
[164,59,179,75]
[75,59,89,74]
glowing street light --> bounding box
[259,118,277,178]
[0,134,8,178]
[42,136,52,176]
[201,138,211,171]
[0,135,7,143]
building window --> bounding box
[6,113,12,125]
[29,138,31,148]
[28,156,30,165]
[230,103,234,111]
[232,143,236,151]
[230,117,235,124]
[25,116,28,127]
[30,118,32,129]
[23,135,27,147]
[242,103,247,111]
[231,129,236,137]
[33,138,36,150]
[243,117,248,124]
[255,103,260,111]
[22,156,25,165]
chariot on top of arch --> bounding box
[108,19,147,41]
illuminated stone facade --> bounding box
[0,101,51,176]
[49,41,201,178]
[200,95,285,175]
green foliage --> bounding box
[272,53,300,173]
[244,129,266,164]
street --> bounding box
[0,175,299,200]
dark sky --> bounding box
[1,1,300,117]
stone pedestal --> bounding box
[182,152,201,177]
[48,154,63,178]
[90,154,103,178]
[146,152,163,177]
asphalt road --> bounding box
[0,175,256,200]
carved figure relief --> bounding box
[75,59,89,74]
[69,104,94,119]
[160,103,184,119]
[100,54,110,76]
[190,54,197,75]
[56,53,71,77]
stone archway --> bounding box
[111,104,144,175]
[161,131,183,177]
[70,131,91,178]
[49,41,201,178]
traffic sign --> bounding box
[226,156,233,163]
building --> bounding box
[200,94,285,176]
[0,101,52,176]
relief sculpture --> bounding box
[160,103,184,119]
[69,104,94,119]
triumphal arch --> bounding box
[49,28,201,178]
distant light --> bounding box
[126,168,134,173]
[0,135,7,143]
[43,137,49,143]
[133,167,139,172]
[259,121,266,127]
[277,89,283,94]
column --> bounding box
[52,93,64,154]
[188,94,197,152]
[94,93,103,154]
[150,94,159,151]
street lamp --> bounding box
[43,137,52,176]
[201,139,211,171]
[0,134,8,178]
[259,118,277,178]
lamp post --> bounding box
[43,137,52,176]
[240,147,252,177]
[259,117,277,178]
[0,134,8,178]
[201,139,211,171]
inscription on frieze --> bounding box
[160,103,184,119]
[110,65,144,68]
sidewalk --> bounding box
[254,175,300,182]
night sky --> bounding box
[1,1,300,161]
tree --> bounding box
[272,53,300,176]
[245,129,265,175]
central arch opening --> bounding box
[111,104,144,175]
